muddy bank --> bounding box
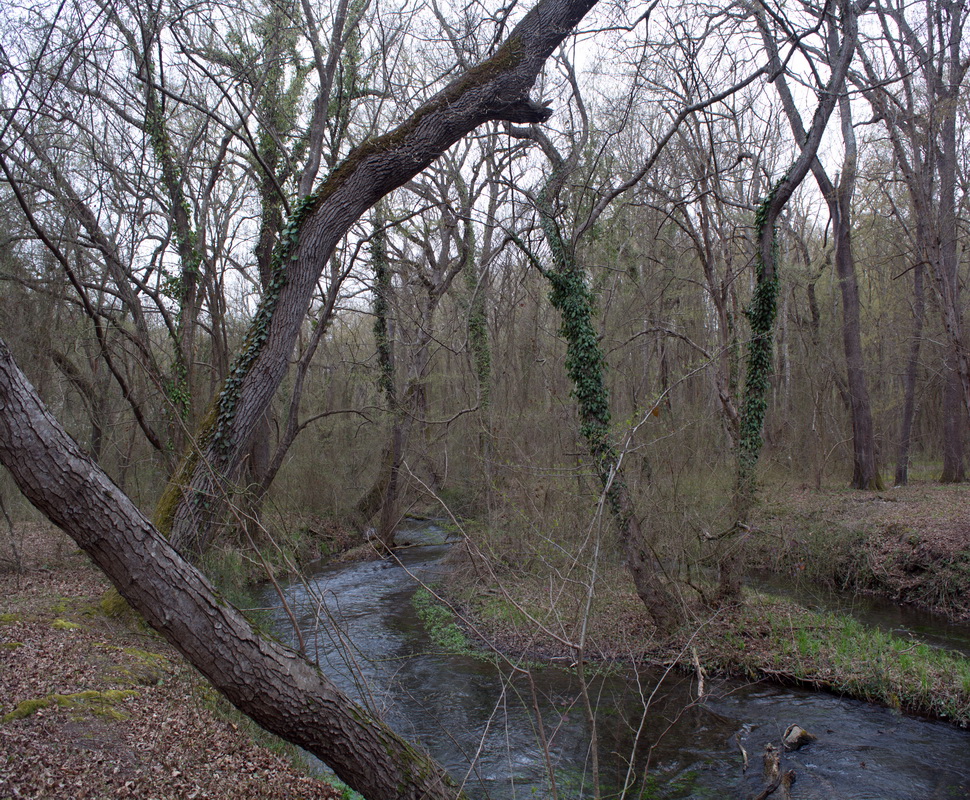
[749,482,970,621]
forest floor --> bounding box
[4,479,967,796]
[0,524,341,800]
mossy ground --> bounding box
[0,524,340,799]
[3,690,139,723]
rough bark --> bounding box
[0,338,467,800]
[163,0,601,555]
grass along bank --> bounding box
[435,543,970,728]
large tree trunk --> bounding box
[832,86,881,490]
[895,265,925,486]
[833,184,882,490]
[160,0,602,556]
[0,338,467,800]
[938,88,966,483]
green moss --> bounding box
[2,697,52,722]
[153,400,219,537]
[97,645,170,686]
[99,588,134,619]
[50,598,71,615]
[0,613,20,625]
[1,642,23,650]
[2,690,138,723]
[50,597,100,619]
[51,618,82,631]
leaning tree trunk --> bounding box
[0,338,467,800]
[157,0,602,557]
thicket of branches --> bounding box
[2,0,966,542]
[2,0,970,795]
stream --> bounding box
[262,523,970,798]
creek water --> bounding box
[263,523,970,798]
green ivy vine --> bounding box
[736,174,785,500]
[210,187,323,458]
[537,193,629,521]
[371,206,395,402]
[146,93,201,422]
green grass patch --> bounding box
[412,588,473,656]
[703,599,970,725]
[96,644,171,686]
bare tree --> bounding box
[856,0,970,482]
[721,0,864,599]
[760,2,883,489]
[0,1,604,796]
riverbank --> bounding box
[747,481,970,620]
[438,524,970,728]
[0,524,341,800]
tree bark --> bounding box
[895,265,925,486]
[161,0,602,555]
[767,18,881,490]
[0,337,467,800]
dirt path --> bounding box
[0,524,340,800]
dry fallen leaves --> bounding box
[0,525,340,800]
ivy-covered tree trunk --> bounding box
[135,12,206,447]
[720,0,861,601]
[540,206,681,633]
[156,0,601,556]
[238,5,304,543]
